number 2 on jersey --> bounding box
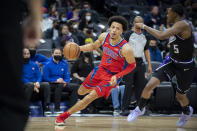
[173,44,179,54]
[107,56,112,63]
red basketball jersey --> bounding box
[100,33,128,73]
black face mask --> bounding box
[23,58,30,64]
[150,46,157,50]
[54,55,62,61]
[29,50,36,58]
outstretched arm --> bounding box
[136,21,186,40]
[79,33,107,52]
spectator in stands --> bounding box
[28,45,49,66]
[83,25,102,60]
[49,4,59,20]
[43,48,79,114]
[79,11,93,30]
[79,1,100,23]
[111,84,125,116]
[68,20,86,45]
[44,20,59,40]
[54,24,79,48]
[149,38,163,62]
[71,52,94,85]
[67,5,81,21]
[59,13,68,25]
[144,6,161,29]
[41,8,53,32]
[188,2,197,26]
[22,48,51,115]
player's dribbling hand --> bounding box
[110,75,117,86]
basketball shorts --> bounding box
[82,66,122,99]
[152,56,196,94]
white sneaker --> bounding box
[177,106,193,127]
[127,106,145,122]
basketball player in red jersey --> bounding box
[55,16,136,126]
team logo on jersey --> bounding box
[32,67,35,70]
[61,68,64,71]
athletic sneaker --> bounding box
[113,108,121,116]
[55,111,71,126]
[127,106,145,122]
[55,115,66,126]
[177,106,193,127]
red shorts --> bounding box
[82,66,121,99]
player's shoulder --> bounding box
[98,32,108,41]
[174,20,190,29]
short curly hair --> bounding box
[171,4,184,17]
[108,16,128,32]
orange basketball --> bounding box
[63,42,80,60]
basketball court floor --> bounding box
[25,115,197,131]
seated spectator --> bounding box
[54,24,79,48]
[22,48,51,115]
[79,1,100,23]
[144,6,161,29]
[49,4,59,20]
[28,45,49,66]
[59,13,68,25]
[67,5,81,21]
[79,11,95,30]
[44,20,59,40]
[149,38,163,62]
[71,52,94,85]
[111,85,125,116]
[43,48,79,114]
[68,20,86,45]
[83,25,102,60]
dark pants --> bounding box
[122,61,147,110]
[50,83,79,109]
[23,82,51,109]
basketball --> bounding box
[63,42,80,60]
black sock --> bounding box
[182,105,190,115]
[138,98,149,111]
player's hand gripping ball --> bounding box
[63,42,81,60]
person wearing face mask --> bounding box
[121,16,152,116]
[28,45,49,66]
[68,20,86,45]
[43,48,79,115]
[22,48,51,116]
[79,11,94,30]
[148,37,163,62]
[79,2,100,23]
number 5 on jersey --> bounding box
[173,44,179,54]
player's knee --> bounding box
[78,88,86,95]
[176,92,185,101]
[144,83,153,92]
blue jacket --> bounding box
[149,48,163,62]
[43,58,70,83]
[30,54,49,65]
[22,61,42,83]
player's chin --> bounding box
[111,35,116,39]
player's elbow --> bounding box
[158,34,168,40]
